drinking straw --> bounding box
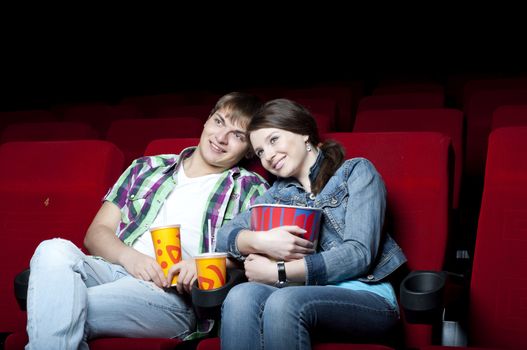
[208,219,212,253]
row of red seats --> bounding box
[4,127,527,349]
[2,75,527,181]
[4,105,527,208]
[2,131,449,349]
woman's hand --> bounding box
[167,260,197,294]
[257,225,315,261]
[120,249,168,288]
[244,254,278,285]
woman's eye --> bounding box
[270,136,278,144]
[255,150,263,158]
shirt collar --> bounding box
[164,146,242,177]
[308,148,325,185]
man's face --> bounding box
[197,108,249,171]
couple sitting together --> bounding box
[24,92,406,350]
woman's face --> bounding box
[250,127,310,179]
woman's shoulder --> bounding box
[337,157,380,178]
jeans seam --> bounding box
[258,298,266,350]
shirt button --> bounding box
[309,193,316,200]
[331,198,338,205]
[129,194,135,199]
[367,274,374,280]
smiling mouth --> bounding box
[210,141,226,153]
[272,157,285,170]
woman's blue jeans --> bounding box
[220,282,399,350]
[25,239,196,350]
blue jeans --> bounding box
[220,282,399,350]
[25,239,196,350]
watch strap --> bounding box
[276,260,287,288]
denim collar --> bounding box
[278,148,324,190]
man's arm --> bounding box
[84,201,168,287]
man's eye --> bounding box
[214,118,222,125]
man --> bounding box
[25,92,268,349]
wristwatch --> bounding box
[275,261,288,288]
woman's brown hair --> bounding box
[248,99,345,194]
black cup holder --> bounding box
[14,268,31,311]
[191,268,246,320]
[400,270,446,324]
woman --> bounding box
[215,99,407,349]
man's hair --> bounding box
[209,92,262,128]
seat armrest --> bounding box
[14,268,30,311]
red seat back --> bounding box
[323,132,450,349]
[152,105,213,121]
[491,105,527,130]
[61,104,143,136]
[1,121,99,142]
[357,92,444,112]
[464,89,527,177]
[144,137,200,156]
[0,140,124,333]
[469,127,527,348]
[353,108,463,209]
[106,117,203,166]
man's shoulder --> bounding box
[129,154,180,171]
[233,166,269,187]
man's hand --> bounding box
[167,260,197,294]
[120,249,168,288]
[256,225,315,261]
[244,254,277,284]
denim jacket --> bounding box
[216,151,407,285]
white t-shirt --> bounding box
[132,166,222,260]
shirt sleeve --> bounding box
[103,158,143,209]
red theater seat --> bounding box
[0,140,124,334]
[491,104,527,130]
[353,108,463,209]
[418,127,527,349]
[463,88,527,178]
[144,137,201,156]
[5,332,184,350]
[106,117,204,166]
[198,132,450,350]
[152,105,213,121]
[1,121,99,142]
[357,92,444,112]
[61,104,144,135]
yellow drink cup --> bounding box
[195,253,227,290]
[150,225,182,285]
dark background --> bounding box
[1,9,525,110]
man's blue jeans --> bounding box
[221,282,399,350]
[25,239,195,350]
